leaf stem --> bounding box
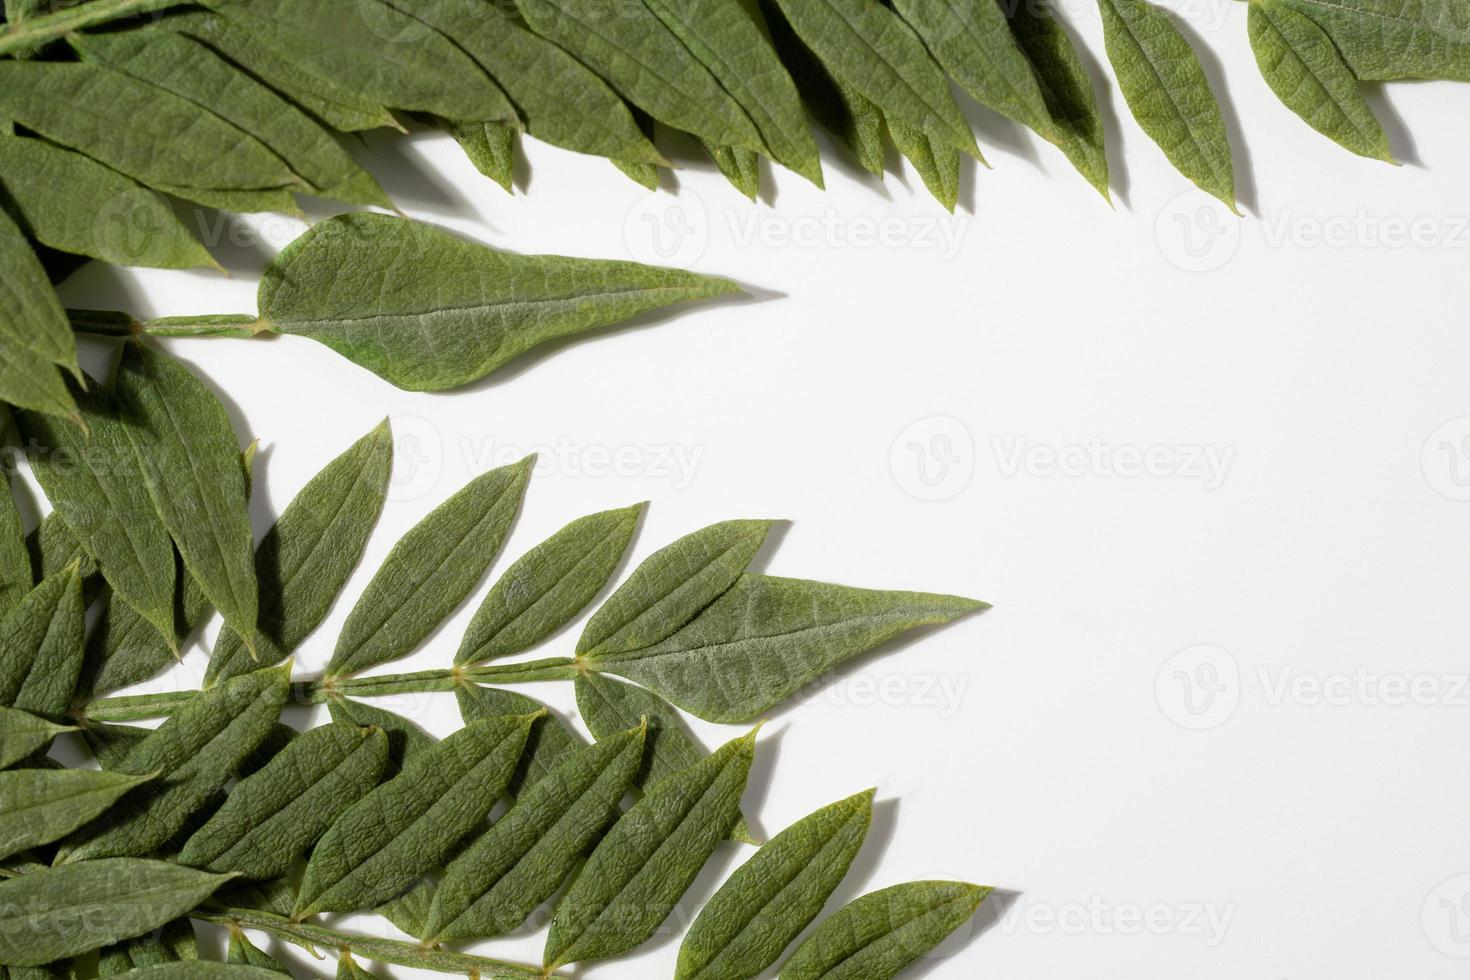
[69,311,267,339]
[0,0,193,57]
[79,689,199,722]
[197,907,559,979]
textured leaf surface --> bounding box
[1275,0,1470,81]
[705,143,763,199]
[779,880,990,980]
[458,504,643,665]
[0,706,74,770]
[328,456,531,677]
[115,966,285,978]
[1249,0,1394,161]
[456,684,584,795]
[0,768,157,859]
[451,120,516,193]
[179,723,388,880]
[886,116,960,212]
[678,789,873,980]
[58,664,290,862]
[425,722,645,942]
[588,575,986,722]
[0,567,84,720]
[544,729,757,967]
[326,697,436,774]
[116,343,258,651]
[0,211,74,421]
[1099,0,1235,209]
[0,475,27,621]
[0,859,232,967]
[258,213,740,391]
[0,134,213,270]
[210,422,393,683]
[295,714,536,916]
[96,916,197,974]
[226,929,288,973]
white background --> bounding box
[30,2,1470,977]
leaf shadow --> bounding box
[1062,9,1133,208]
[735,720,786,842]
[352,126,478,222]
[52,260,153,321]
[1171,15,1259,215]
[956,89,1044,171]
[1361,82,1422,166]
[744,519,792,576]
[808,127,895,200]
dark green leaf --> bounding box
[24,512,96,591]
[0,859,233,967]
[0,767,157,859]
[336,952,382,979]
[455,684,584,796]
[0,565,85,720]
[586,575,987,722]
[704,143,762,200]
[1274,0,1470,81]
[96,917,197,975]
[779,880,991,980]
[885,115,960,211]
[116,966,288,978]
[226,928,289,973]
[458,503,643,665]
[0,210,75,422]
[0,706,75,770]
[83,722,152,771]
[257,213,741,391]
[544,729,757,968]
[451,120,516,193]
[326,697,435,774]
[327,456,531,677]
[677,789,873,980]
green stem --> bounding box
[0,0,194,57]
[198,907,559,979]
[69,311,266,339]
[80,689,198,722]
[464,656,582,684]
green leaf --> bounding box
[294,713,538,917]
[111,966,288,978]
[586,575,986,722]
[640,0,822,184]
[0,566,85,720]
[70,29,392,208]
[326,456,531,678]
[0,475,34,618]
[0,134,214,270]
[83,722,152,771]
[579,519,772,658]
[0,859,233,967]
[0,211,76,422]
[886,115,960,212]
[613,158,662,191]
[457,503,643,665]
[57,664,290,863]
[1249,0,1395,161]
[226,928,289,973]
[765,0,977,157]
[678,789,874,980]
[455,684,585,796]
[573,672,755,843]
[1099,0,1236,210]
[544,729,757,968]
[451,120,517,193]
[779,880,991,980]
[336,952,382,980]
[0,61,301,210]
[17,383,176,644]
[209,421,393,685]
[0,767,157,860]
[704,143,762,200]
[25,512,96,588]
[179,723,388,880]
[258,213,741,391]
[1004,0,1111,199]
[515,0,764,153]
[424,722,646,943]
[215,0,516,122]
[97,917,197,975]
[326,697,435,774]
[115,342,258,654]
[0,706,75,770]
[1274,0,1470,81]
[160,10,398,132]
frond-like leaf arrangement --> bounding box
[2,0,1461,417]
[0,340,992,978]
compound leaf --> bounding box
[0,767,157,860]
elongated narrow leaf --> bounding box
[515,0,764,153]
[587,575,986,722]
[766,0,977,157]
[179,723,388,880]
[209,422,393,684]
[258,213,741,391]
[295,714,537,916]
[0,61,300,207]
[216,0,515,122]
[71,29,391,208]
[779,880,991,980]
[574,672,754,843]
[1004,0,1111,199]
[57,664,290,863]
[425,722,646,942]
[85,722,153,771]
[327,697,435,774]
[1274,0,1470,81]
[327,456,531,677]
[0,210,75,421]
[226,929,289,973]
[17,384,176,643]
[704,142,762,199]
[337,952,383,979]
[0,566,85,720]
[886,115,960,212]
[0,768,157,859]
[1249,0,1394,161]
[0,859,233,967]
[25,512,96,586]
[97,917,197,975]
[110,965,286,979]
[0,706,75,770]
[545,730,757,967]
[458,504,643,665]
[0,474,28,620]
[115,342,258,653]
[0,134,212,270]
[1099,0,1236,210]
[678,789,874,980]
[456,684,585,795]
[451,120,516,193]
